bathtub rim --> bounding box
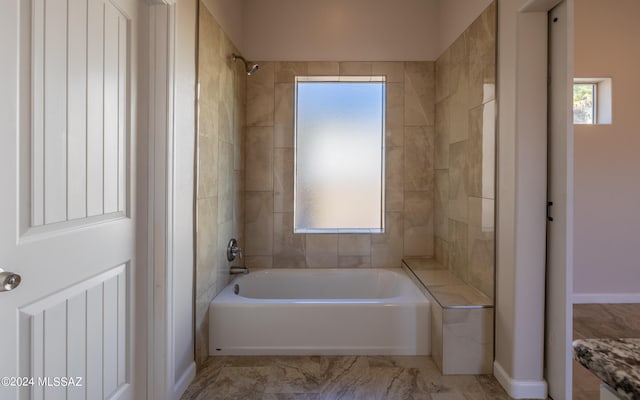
[212,267,429,304]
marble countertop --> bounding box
[573,338,640,400]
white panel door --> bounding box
[0,0,140,399]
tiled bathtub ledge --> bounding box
[402,257,494,375]
[402,258,493,309]
[573,338,640,400]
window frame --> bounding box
[293,75,386,234]
[573,77,612,125]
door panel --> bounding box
[28,0,129,229]
[1,0,138,398]
[18,265,128,399]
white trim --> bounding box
[146,0,178,5]
[166,4,177,397]
[174,361,197,399]
[493,361,548,399]
[146,2,177,400]
[573,293,640,304]
[495,1,551,397]
[520,0,563,12]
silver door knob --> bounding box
[0,268,21,292]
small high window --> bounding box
[573,83,596,124]
[573,78,612,125]
[294,76,385,233]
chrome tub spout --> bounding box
[230,266,249,275]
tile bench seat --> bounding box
[402,257,494,375]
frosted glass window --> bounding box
[294,76,385,233]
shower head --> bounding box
[246,62,260,75]
[231,53,260,76]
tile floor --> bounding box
[182,303,640,400]
[180,356,511,400]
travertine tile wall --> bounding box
[434,2,496,300]
[195,2,246,367]
[244,62,435,268]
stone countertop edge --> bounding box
[572,338,640,400]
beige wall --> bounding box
[194,1,246,367]
[244,62,435,267]
[436,0,494,57]
[243,0,440,61]
[241,0,498,62]
[573,0,640,299]
[434,3,496,300]
[200,0,244,52]
[201,0,494,62]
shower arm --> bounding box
[231,53,259,75]
[231,53,247,64]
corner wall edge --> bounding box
[493,361,548,399]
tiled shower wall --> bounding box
[195,2,246,367]
[244,62,435,268]
[434,2,496,300]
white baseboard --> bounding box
[493,361,547,399]
[174,361,196,399]
[573,293,640,304]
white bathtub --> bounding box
[209,268,430,356]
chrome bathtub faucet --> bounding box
[227,238,249,274]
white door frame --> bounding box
[545,2,574,399]
[494,0,573,398]
[144,0,195,399]
[517,2,575,399]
